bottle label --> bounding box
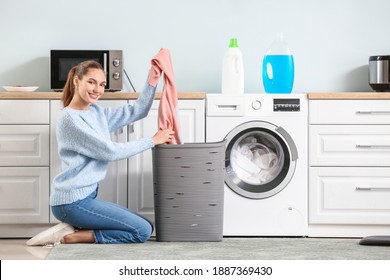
[262,55,294,93]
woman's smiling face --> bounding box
[72,68,106,109]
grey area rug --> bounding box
[46,237,390,260]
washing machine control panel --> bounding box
[273,98,300,112]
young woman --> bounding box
[26,60,174,246]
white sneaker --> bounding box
[26,223,75,246]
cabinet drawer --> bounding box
[309,125,390,166]
[309,167,390,225]
[0,100,49,124]
[0,125,49,166]
[0,167,49,224]
[309,100,390,124]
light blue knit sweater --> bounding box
[50,82,156,206]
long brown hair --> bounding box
[62,60,104,107]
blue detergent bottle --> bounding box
[262,33,294,93]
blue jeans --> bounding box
[51,189,153,244]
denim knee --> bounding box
[136,222,153,243]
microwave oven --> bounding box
[50,50,123,91]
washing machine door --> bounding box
[224,121,298,199]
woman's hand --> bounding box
[152,129,175,145]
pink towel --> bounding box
[148,48,181,144]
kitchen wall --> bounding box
[1,0,389,93]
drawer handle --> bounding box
[217,105,239,111]
[356,187,390,191]
[129,123,134,134]
[356,110,390,114]
[356,144,390,149]
[114,127,124,136]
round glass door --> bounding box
[224,121,297,199]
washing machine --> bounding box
[206,93,308,236]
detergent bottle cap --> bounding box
[229,38,239,48]
[266,32,291,55]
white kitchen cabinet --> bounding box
[0,101,50,237]
[310,167,390,224]
[0,167,49,224]
[309,100,390,124]
[0,100,49,124]
[0,125,49,166]
[309,99,390,237]
[310,125,390,166]
[128,99,205,223]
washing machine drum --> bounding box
[224,121,298,199]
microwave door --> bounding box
[50,50,123,92]
[50,50,106,91]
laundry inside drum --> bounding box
[230,132,284,185]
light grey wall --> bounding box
[1,0,389,93]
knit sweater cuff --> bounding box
[141,137,155,150]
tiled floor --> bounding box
[0,239,52,260]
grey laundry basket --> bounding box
[152,141,226,242]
